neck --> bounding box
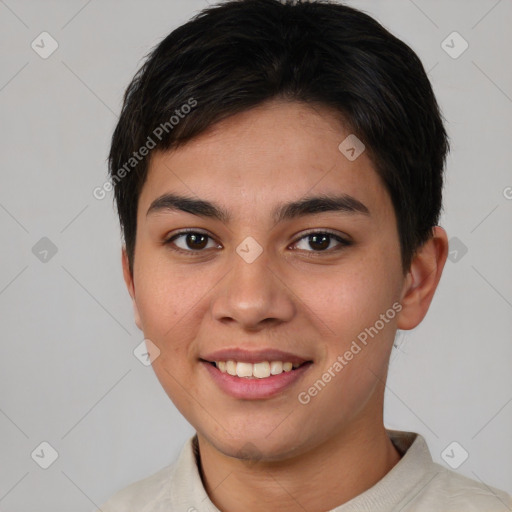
[197,419,402,512]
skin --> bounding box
[122,99,448,511]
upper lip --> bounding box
[200,348,312,365]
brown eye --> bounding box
[165,230,218,254]
[291,231,351,253]
[182,232,208,250]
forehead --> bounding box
[138,100,393,224]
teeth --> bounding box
[215,360,301,378]
[253,361,270,378]
[270,361,283,375]
[283,362,293,372]
[226,360,237,376]
[236,362,253,378]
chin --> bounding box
[199,424,310,462]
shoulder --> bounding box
[96,463,176,512]
[412,462,512,511]
[383,430,511,512]
[95,435,207,512]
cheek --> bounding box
[133,264,203,365]
[134,246,202,326]
[135,265,205,406]
[315,259,398,336]
[307,250,401,401]
[298,272,398,424]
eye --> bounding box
[164,229,220,255]
[290,230,351,254]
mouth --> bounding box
[201,359,311,379]
[199,349,313,399]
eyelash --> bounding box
[163,228,352,257]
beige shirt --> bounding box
[98,429,512,511]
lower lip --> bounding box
[201,361,312,400]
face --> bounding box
[124,100,410,460]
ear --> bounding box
[122,247,142,330]
[396,226,449,330]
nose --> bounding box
[210,244,296,331]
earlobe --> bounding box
[121,247,142,331]
[396,226,449,330]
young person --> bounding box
[98,0,512,510]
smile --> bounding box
[212,360,303,379]
[200,359,312,400]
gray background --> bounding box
[0,0,511,510]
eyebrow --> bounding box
[146,192,370,224]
